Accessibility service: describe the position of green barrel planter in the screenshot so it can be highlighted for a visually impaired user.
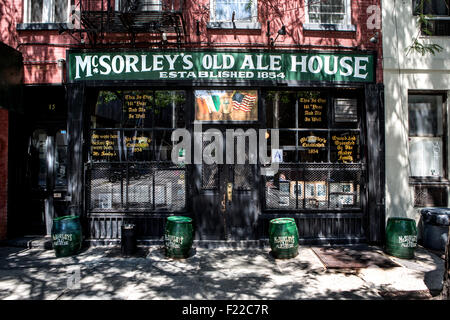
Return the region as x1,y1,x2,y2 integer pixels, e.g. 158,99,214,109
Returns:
385,217,417,259
164,216,194,259
269,218,299,259
51,215,82,258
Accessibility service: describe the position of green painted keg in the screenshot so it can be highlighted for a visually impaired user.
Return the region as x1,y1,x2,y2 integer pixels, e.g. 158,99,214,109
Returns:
269,218,299,259
51,215,82,258
164,216,194,259
385,217,417,259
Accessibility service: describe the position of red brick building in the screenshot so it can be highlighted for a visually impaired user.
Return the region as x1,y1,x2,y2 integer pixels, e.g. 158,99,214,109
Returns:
0,0,384,244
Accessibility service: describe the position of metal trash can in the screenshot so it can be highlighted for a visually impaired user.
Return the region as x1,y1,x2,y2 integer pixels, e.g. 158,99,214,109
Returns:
420,208,450,252
121,223,137,256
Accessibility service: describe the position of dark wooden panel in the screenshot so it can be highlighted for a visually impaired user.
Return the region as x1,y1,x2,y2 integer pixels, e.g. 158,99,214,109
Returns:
365,83,385,244
87,214,194,240
67,84,85,217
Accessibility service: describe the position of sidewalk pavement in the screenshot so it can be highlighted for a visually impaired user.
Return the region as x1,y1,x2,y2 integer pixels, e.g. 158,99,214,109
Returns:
0,243,445,300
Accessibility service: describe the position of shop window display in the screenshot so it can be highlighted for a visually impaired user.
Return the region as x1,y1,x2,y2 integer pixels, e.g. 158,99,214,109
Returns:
87,90,187,212
264,89,363,211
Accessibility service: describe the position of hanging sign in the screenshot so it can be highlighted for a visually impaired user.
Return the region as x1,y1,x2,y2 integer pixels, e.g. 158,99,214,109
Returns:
272,149,283,163
68,51,375,83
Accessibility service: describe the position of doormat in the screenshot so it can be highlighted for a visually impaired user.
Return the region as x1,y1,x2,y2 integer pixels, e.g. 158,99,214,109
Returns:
311,245,400,269
378,290,433,300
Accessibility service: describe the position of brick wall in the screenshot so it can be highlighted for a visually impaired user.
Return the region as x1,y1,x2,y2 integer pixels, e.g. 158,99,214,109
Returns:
0,109,8,240
1,0,383,85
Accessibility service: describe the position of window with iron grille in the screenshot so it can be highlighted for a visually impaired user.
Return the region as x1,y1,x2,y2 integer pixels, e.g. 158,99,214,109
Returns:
408,93,448,207
87,90,187,213
413,0,450,36
209,0,259,28
408,94,446,178
264,89,364,211
304,0,355,31
24,0,70,23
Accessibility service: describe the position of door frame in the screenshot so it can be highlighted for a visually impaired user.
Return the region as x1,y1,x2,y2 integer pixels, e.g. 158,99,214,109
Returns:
188,87,264,240
7,85,68,237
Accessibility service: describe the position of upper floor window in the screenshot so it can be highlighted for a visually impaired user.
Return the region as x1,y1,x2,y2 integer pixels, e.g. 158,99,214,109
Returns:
119,0,163,12
304,0,355,31
24,0,70,23
414,0,449,15
413,0,450,36
209,0,260,29
408,93,446,178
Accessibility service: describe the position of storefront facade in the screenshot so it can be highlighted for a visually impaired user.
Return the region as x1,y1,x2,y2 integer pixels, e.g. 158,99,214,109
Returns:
65,50,384,244
1,0,384,244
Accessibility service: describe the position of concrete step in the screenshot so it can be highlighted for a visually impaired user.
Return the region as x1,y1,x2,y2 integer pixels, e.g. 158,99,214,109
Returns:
0,236,52,249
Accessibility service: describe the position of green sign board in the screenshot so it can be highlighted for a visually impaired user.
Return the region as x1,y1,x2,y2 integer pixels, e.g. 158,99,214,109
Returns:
67,51,374,83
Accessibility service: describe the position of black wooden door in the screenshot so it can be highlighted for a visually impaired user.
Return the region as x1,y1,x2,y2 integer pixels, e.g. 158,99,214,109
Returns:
191,126,260,240
26,127,69,235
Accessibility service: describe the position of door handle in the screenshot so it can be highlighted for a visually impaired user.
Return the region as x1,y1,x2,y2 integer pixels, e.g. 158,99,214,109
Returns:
221,193,226,212
227,182,233,202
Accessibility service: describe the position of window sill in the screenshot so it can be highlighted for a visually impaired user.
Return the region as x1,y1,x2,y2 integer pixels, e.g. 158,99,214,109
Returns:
207,21,261,30
16,23,70,31
303,23,356,32
409,177,450,185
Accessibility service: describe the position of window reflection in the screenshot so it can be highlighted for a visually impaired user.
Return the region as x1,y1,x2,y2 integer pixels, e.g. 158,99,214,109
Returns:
90,90,186,162
55,130,68,187
31,129,48,187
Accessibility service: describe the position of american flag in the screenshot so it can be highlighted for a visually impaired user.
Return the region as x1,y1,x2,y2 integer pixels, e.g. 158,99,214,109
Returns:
232,92,257,112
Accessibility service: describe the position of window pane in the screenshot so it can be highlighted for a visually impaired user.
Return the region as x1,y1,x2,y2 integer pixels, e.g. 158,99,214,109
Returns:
54,0,68,22
279,131,298,162
299,131,328,162
154,169,186,210
30,0,44,23
135,0,163,11
31,129,48,187
334,98,358,125
266,91,297,128
265,169,298,209
423,0,450,15
153,130,174,162
90,130,123,162
93,91,123,128
215,0,252,21
330,131,360,163
125,130,152,161
408,95,443,136
154,91,186,128
409,137,443,176
298,91,328,129
123,91,153,128
331,13,345,24
195,90,257,121
329,170,362,209
55,130,68,186
93,90,186,129
309,0,346,24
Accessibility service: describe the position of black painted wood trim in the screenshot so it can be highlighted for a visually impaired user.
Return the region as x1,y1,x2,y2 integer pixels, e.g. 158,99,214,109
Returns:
67,83,85,216
365,83,385,244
